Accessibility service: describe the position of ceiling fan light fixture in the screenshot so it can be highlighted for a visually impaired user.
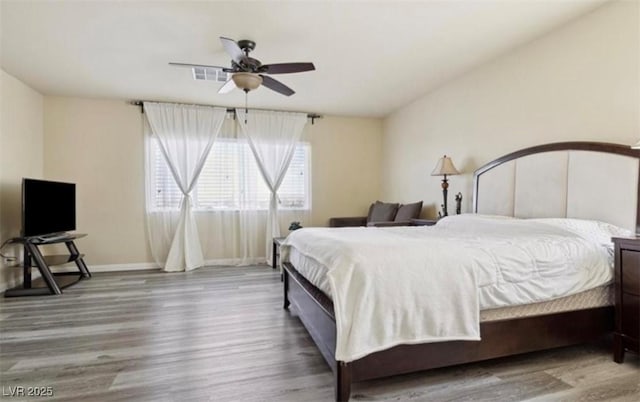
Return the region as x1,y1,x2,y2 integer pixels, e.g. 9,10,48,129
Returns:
232,72,262,92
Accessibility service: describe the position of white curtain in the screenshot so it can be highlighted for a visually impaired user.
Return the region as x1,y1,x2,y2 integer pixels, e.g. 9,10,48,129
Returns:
143,102,226,271
237,109,308,262
145,117,310,267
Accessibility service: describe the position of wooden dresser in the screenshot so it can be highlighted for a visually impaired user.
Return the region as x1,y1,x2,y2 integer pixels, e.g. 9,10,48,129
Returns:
613,237,640,363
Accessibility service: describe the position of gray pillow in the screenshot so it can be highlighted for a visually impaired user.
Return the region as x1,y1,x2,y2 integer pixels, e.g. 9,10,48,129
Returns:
394,201,423,221
367,201,399,222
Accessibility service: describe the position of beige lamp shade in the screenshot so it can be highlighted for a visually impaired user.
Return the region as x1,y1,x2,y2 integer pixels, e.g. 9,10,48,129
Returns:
232,72,263,91
632,139,640,149
431,155,460,176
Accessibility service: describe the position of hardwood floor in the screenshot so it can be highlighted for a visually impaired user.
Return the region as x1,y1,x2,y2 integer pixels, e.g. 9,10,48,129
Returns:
1,266,638,401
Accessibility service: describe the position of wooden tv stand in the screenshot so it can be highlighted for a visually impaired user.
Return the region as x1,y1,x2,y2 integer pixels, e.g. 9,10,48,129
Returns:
4,233,91,297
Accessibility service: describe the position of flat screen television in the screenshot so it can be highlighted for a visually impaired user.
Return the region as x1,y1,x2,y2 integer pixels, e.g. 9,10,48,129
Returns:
22,178,76,238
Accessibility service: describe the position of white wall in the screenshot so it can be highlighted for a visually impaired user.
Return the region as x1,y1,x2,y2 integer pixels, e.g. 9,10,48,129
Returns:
381,0,639,218
44,97,383,266
0,70,44,289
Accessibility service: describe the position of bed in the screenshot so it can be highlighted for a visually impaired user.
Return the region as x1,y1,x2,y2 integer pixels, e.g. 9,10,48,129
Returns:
281,142,640,401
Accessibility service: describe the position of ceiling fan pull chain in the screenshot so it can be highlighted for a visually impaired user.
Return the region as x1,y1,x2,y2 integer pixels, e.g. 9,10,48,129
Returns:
245,91,248,124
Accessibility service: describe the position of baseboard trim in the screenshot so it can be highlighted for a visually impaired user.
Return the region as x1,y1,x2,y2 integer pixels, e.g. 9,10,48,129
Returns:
59,259,267,273
85,257,266,272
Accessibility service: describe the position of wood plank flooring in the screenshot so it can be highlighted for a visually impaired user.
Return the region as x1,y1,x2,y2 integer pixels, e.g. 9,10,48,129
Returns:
0,266,638,401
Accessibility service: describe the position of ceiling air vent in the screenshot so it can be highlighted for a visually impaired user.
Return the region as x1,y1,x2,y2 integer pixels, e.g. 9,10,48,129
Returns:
192,67,229,83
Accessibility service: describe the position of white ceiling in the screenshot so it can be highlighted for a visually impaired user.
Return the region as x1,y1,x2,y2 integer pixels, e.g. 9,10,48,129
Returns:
1,0,607,118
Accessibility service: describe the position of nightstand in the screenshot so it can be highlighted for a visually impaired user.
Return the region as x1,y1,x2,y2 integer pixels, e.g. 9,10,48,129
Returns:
272,237,286,269
613,237,640,363
410,219,438,226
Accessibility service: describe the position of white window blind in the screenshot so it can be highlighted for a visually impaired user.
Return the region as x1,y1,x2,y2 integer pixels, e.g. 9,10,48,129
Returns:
151,139,310,211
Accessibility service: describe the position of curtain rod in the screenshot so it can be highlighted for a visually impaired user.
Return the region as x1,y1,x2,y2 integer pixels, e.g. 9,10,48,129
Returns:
129,100,322,124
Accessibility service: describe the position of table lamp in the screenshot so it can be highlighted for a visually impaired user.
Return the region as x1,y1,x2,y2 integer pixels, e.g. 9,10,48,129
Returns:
431,155,460,217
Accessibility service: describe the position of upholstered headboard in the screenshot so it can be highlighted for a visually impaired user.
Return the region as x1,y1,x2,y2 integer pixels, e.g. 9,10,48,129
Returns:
473,142,640,234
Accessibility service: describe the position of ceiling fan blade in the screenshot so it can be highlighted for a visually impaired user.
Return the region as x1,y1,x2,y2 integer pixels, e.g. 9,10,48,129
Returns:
218,78,237,94
220,37,247,64
260,75,295,96
169,62,227,70
261,62,315,74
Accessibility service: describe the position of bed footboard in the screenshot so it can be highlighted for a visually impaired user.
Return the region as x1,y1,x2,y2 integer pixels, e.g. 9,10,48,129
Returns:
282,262,614,402
283,263,353,400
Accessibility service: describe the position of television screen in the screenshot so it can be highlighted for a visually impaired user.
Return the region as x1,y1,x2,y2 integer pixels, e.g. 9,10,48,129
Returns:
22,178,76,237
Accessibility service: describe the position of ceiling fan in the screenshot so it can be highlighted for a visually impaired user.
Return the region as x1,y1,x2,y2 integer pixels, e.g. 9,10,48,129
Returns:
170,37,315,96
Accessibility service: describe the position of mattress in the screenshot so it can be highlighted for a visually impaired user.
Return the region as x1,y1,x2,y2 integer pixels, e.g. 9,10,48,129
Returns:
288,242,614,323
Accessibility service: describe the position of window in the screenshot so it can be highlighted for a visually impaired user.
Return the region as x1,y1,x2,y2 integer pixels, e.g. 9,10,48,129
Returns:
150,139,310,211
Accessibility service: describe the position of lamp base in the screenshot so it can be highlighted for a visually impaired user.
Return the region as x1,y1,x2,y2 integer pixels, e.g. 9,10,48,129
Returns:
441,177,449,217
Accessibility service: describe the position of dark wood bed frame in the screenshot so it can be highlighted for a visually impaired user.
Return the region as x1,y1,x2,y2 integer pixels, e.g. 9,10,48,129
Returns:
283,142,640,402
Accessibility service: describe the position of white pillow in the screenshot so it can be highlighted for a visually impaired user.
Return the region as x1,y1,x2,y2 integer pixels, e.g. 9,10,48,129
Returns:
529,218,633,246
436,213,513,225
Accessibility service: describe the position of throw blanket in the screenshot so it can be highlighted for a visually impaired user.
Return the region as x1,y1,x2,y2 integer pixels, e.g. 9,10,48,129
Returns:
281,215,625,362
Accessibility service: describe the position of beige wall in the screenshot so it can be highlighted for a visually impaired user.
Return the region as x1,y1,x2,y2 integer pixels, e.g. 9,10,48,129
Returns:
44,97,151,266
0,70,44,288
381,0,639,218
44,97,382,265
307,116,382,225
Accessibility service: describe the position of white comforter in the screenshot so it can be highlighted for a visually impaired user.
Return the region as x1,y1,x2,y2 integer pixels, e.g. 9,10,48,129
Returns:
281,215,629,362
